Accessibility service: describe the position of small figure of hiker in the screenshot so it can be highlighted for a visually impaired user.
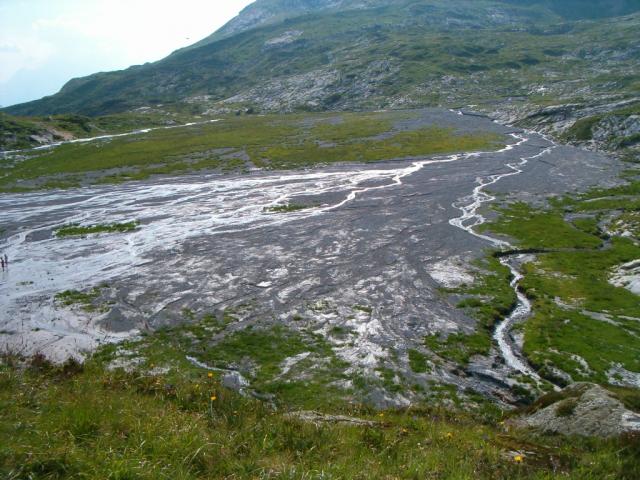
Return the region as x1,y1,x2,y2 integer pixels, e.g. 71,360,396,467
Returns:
0,257,4,271
2,254,7,270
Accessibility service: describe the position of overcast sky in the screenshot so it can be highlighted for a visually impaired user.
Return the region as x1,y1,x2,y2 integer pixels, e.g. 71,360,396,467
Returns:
0,0,254,108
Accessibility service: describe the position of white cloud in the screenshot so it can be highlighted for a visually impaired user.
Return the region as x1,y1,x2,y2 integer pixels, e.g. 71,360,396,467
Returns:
0,0,254,107
0,36,55,83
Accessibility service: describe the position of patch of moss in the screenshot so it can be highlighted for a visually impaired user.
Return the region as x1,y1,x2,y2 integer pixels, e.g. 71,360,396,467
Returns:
55,221,138,237
55,286,108,312
426,256,516,364
264,204,313,213
408,349,429,373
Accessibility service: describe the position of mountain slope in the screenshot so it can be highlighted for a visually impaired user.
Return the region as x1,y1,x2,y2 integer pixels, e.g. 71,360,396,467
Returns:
190,0,636,47
189,0,382,46
4,0,638,117
3,0,640,160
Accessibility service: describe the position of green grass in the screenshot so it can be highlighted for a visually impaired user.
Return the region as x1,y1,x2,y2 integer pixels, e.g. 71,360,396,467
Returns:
524,384,640,415
476,189,640,385
264,204,314,213
132,319,351,411
408,349,429,373
556,397,579,417
1,353,639,479
520,241,640,384
478,202,602,250
0,112,42,150
0,110,505,192
426,257,516,365
309,113,396,141
55,287,106,312
563,104,640,144
564,116,602,141
55,221,139,237
607,386,640,413
0,110,203,151
259,125,502,170
556,179,640,214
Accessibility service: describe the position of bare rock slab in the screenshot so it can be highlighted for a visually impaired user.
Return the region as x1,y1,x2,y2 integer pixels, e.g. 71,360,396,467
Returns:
284,410,379,427
514,383,640,438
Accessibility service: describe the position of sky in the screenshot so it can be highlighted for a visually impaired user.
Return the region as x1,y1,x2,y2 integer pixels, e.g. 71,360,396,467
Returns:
0,0,254,108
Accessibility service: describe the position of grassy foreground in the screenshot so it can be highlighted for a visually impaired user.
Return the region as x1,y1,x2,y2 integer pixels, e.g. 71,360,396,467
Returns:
0,110,503,192
1,354,639,480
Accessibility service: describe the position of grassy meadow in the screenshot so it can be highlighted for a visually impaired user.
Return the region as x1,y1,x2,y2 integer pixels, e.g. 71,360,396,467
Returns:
465,181,640,386
2,349,639,480
0,110,503,192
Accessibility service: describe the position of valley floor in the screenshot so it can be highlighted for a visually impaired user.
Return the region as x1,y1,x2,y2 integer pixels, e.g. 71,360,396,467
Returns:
0,109,622,406
1,106,640,477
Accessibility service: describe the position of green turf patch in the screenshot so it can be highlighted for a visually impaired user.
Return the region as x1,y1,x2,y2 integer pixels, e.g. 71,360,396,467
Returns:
408,349,429,373
55,221,139,237
130,318,351,410
477,187,640,385
264,204,314,213
427,257,516,365
55,286,108,312
478,202,602,250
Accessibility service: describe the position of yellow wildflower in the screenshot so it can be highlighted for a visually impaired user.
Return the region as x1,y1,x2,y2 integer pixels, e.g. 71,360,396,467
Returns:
210,395,217,401
514,455,524,464
207,372,214,378
446,432,453,439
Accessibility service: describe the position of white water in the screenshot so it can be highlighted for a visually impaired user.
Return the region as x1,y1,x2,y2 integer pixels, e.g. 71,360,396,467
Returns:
0,133,531,305
0,128,549,363
449,137,555,383
0,151,478,361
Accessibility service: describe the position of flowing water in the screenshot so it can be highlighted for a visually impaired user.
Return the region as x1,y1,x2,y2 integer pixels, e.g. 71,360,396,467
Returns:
0,110,615,392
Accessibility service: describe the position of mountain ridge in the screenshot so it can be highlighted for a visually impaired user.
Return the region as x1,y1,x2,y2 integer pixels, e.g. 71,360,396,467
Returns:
5,0,640,118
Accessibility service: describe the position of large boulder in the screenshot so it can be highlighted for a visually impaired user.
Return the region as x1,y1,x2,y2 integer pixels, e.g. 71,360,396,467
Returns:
513,383,640,437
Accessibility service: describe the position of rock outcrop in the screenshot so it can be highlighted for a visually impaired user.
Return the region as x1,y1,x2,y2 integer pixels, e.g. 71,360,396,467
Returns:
513,383,640,437
284,410,379,426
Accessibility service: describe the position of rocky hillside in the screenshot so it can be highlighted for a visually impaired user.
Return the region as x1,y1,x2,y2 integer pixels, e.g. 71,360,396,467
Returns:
2,1,639,156
0,108,202,152
192,0,640,46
